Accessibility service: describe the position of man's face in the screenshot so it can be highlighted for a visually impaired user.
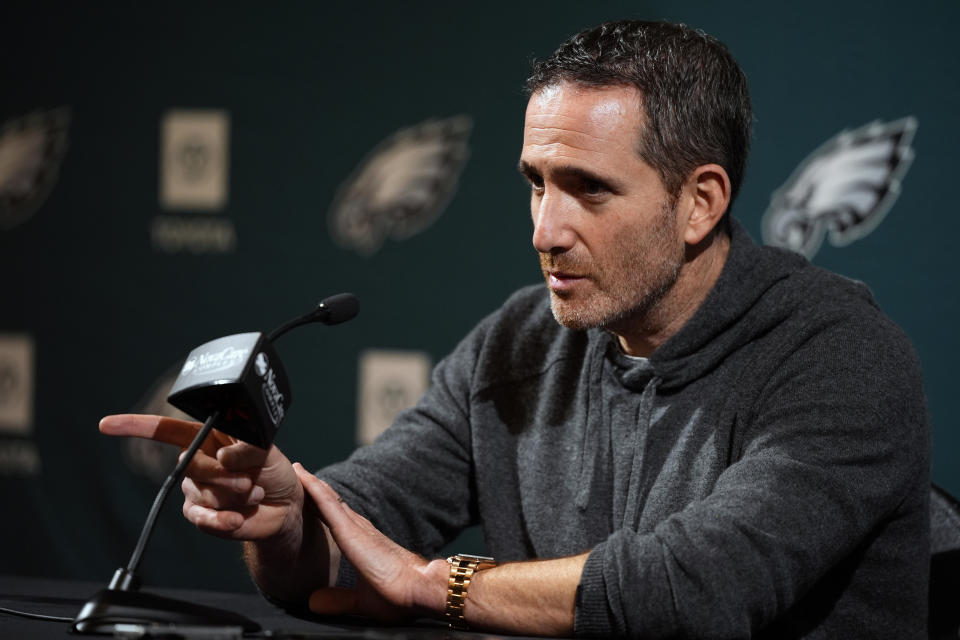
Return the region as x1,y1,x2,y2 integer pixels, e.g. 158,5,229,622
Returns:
519,82,685,332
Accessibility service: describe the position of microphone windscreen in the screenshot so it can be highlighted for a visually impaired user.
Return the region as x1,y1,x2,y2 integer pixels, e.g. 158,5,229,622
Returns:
318,293,359,325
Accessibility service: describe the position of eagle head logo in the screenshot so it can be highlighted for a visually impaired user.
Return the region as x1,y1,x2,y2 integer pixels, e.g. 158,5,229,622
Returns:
328,115,472,256
761,117,917,258
0,108,70,231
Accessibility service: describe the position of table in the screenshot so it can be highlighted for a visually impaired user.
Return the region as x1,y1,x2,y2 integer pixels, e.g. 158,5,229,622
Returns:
0,575,546,639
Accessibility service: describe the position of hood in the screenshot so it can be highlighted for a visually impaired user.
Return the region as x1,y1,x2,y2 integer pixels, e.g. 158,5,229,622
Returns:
649,219,813,390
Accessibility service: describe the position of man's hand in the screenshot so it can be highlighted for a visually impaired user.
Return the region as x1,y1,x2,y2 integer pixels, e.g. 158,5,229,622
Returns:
293,463,448,622
100,414,338,604
99,414,304,541
295,463,587,634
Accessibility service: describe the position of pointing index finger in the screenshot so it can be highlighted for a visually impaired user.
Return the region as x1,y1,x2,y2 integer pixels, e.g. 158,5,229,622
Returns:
99,413,234,454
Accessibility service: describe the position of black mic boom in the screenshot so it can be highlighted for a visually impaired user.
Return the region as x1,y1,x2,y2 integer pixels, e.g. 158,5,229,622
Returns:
268,292,359,341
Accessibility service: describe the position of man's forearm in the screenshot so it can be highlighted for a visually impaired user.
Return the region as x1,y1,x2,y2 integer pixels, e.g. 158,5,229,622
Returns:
243,502,340,605
455,552,590,636
295,468,591,632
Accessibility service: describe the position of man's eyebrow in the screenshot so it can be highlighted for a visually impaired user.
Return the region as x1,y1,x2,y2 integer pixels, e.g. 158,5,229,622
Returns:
517,160,536,177
553,164,624,194
518,161,610,183
552,164,611,186
517,160,622,193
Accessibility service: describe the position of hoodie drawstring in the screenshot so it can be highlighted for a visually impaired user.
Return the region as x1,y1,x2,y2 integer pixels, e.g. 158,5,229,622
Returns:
621,376,661,528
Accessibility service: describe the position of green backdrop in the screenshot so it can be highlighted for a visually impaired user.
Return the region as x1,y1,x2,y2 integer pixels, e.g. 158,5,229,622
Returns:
1,0,956,593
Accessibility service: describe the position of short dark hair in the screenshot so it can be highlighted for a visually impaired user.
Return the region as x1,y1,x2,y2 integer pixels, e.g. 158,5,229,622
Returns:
527,20,752,209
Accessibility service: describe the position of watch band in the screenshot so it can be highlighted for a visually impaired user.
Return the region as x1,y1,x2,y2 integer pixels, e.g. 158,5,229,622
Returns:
445,553,496,630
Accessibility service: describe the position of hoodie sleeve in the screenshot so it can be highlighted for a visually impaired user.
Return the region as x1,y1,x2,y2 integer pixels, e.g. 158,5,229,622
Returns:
315,312,490,558
314,286,553,558
574,317,930,638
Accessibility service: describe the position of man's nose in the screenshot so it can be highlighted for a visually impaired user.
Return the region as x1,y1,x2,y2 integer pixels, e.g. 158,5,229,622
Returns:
532,190,576,254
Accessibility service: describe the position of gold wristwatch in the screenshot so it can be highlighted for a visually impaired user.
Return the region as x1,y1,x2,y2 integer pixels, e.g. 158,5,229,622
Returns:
445,553,496,630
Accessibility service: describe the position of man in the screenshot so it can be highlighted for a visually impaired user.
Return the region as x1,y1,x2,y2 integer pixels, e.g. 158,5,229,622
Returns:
102,20,930,638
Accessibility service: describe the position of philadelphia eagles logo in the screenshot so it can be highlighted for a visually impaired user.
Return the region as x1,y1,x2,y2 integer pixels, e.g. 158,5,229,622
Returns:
328,115,472,255
761,117,917,258
0,108,70,230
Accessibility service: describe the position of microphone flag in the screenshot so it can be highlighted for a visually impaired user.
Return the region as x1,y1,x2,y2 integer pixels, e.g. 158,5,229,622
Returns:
167,332,291,449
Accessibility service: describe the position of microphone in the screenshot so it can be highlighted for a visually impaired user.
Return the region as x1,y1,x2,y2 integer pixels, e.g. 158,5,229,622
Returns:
314,292,360,325
166,332,291,450
166,293,359,449
72,293,359,635
268,292,359,340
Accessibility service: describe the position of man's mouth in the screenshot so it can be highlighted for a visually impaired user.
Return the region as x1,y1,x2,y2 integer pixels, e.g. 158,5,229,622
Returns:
545,270,587,291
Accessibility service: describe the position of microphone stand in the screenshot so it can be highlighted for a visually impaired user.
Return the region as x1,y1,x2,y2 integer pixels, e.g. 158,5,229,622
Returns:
72,410,261,634
72,293,358,634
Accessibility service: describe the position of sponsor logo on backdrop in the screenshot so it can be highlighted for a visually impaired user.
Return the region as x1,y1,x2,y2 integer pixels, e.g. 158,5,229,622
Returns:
153,109,236,254
762,117,917,258
0,108,70,231
329,115,472,255
0,334,39,476
160,110,230,211
0,334,35,435
357,349,431,445
151,216,237,253
0,439,41,475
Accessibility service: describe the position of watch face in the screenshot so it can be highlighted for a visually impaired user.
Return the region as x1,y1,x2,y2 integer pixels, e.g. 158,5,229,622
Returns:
447,554,497,572
451,554,495,563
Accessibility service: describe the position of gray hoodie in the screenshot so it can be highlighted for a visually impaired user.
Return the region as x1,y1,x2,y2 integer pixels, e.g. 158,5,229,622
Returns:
320,220,929,638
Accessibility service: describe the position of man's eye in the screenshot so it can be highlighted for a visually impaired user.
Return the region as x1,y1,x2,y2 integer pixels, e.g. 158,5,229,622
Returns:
528,175,544,191
582,179,606,195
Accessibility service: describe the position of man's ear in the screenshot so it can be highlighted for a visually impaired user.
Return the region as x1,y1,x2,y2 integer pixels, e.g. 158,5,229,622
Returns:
680,164,731,245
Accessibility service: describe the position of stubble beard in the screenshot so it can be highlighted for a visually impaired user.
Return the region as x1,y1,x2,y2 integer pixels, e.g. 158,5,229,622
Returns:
541,200,684,332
